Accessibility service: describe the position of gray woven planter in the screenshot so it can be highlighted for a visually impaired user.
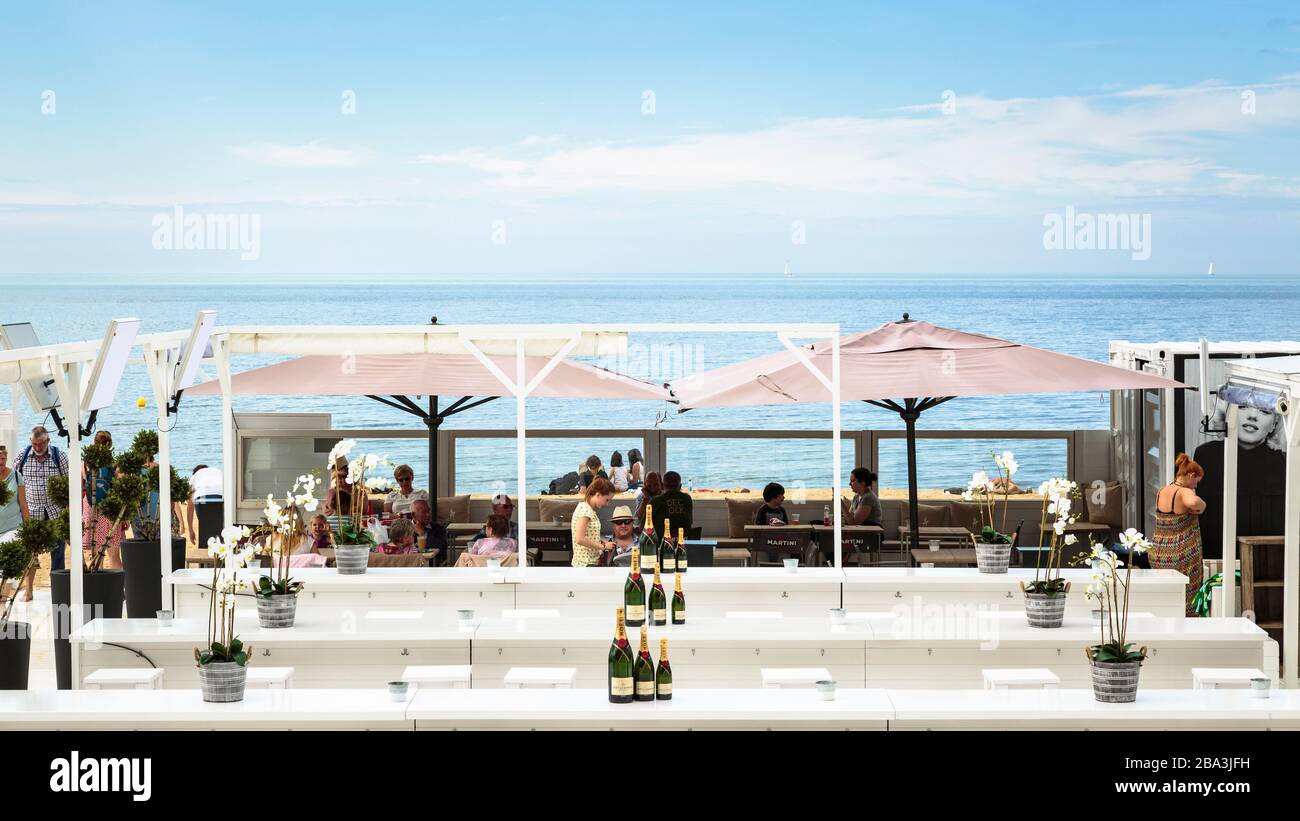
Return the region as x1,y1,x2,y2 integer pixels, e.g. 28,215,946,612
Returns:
1090,658,1142,703
198,661,248,703
335,545,370,575
974,542,1011,574
255,593,298,628
1024,593,1067,628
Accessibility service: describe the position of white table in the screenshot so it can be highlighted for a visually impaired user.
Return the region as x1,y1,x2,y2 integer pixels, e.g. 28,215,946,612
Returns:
504,567,845,618
71,613,471,689
0,688,414,730
170,567,514,618
409,687,894,730
841,567,1187,617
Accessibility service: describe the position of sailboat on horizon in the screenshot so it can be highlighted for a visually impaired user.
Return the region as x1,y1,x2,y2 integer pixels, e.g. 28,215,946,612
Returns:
1207,262,1214,277
784,260,791,278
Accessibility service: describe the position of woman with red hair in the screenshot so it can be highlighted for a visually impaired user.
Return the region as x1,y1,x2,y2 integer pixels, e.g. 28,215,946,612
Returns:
1150,453,1207,616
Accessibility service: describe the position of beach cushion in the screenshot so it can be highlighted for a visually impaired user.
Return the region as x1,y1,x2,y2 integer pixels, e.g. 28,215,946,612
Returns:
725,497,762,538
538,498,579,523
436,494,471,525
1086,481,1124,528
898,502,950,528
947,501,985,533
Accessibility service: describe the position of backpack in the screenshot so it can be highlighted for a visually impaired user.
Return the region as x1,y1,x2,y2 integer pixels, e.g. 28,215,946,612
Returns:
17,444,65,478
547,471,580,496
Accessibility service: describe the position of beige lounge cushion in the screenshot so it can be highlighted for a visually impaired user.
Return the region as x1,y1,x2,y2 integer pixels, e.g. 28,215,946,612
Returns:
725,497,762,538
436,493,472,525
538,498,579,523
947,501,985,533
898,502,950,528
1085,481,1124,528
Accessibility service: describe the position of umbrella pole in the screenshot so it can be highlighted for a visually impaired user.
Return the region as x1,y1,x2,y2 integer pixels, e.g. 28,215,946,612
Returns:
903,399,921,557
427,395,440,565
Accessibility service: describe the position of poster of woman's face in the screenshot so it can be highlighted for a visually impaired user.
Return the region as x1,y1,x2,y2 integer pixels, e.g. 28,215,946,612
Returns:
1202,383,1286,451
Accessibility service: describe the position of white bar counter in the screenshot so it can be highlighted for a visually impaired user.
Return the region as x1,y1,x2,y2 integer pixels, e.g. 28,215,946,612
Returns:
506,567,845,618
408,687,893,730
841,568,1187,618
0,688,414,730
170,567,515,618
71,613,472,689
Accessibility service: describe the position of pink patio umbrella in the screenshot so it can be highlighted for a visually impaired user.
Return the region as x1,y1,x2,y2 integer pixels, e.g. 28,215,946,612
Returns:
185,352,671,531
670,315,1187,551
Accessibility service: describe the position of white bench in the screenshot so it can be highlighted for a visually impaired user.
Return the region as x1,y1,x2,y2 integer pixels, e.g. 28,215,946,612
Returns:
83,668,164,690
725,611,784,619
402,665,473,688
246,667,295,689
982,668,1061,690
761,668,833,689
1191,668,1268,690
504,667,577,689
502,609,561,619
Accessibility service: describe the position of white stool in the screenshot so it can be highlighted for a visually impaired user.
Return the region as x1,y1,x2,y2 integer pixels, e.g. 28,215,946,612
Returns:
504,667,577,689
401,665,472,689
982,668,1060,690
725,611,784,619
761,668,833,689
83,668,164,690
502,609,561,619
246,666,295,689
1191,668,1268,690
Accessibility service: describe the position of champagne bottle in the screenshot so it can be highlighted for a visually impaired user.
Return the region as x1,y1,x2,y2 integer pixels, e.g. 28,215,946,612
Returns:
638,505,658,574
624,548,646,627
656,638,672,700
608,607,634,704
634,625,655,701
671,568,686,625
659,517,676,574
649,561,667,626
675,526,688,573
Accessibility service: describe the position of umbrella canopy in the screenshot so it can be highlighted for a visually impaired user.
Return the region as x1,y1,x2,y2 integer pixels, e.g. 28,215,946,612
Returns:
670,317,1187,553
672,318,1184,408
185,352,670,401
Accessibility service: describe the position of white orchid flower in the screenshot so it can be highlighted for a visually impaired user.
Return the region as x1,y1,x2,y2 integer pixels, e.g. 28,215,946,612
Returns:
1064,533,1078,546
328,439,357,465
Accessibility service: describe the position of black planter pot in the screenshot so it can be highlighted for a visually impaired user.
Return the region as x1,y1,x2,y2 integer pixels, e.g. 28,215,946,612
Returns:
50,569,125,690
121,537,186,618
0,621,31,690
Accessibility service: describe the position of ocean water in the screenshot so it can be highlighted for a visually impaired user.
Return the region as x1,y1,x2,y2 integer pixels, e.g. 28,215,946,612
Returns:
1,272,1296,494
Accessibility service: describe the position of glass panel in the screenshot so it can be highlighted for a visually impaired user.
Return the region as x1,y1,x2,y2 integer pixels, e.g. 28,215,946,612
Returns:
453,436,647,496
241,434,432,502
664,436,848,498
875,437,1068,493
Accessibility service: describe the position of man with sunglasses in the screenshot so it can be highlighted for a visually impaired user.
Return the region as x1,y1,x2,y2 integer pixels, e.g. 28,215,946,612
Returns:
384,464,430,516
472,494,518,541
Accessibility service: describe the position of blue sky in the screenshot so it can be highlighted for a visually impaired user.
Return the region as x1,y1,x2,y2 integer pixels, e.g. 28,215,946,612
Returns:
1,1,1298,274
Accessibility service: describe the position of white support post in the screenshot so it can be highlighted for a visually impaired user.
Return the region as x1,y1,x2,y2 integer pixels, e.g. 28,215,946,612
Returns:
1284,409,1300,688
48,358,84,682
831,332,842,568
1221,404,1239,617
1162,387,1176,485
145,347,174,610
515,337,527,571
214,337,235,530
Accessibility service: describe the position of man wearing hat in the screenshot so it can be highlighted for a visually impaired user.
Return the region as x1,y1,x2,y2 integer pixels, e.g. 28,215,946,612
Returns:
608,505,638,565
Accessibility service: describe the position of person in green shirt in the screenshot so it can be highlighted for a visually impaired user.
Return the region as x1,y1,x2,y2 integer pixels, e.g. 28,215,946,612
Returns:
649,471,694,539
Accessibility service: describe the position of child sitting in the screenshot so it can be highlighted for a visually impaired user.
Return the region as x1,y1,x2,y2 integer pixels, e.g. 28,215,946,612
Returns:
378,518,419,554
468,514,518,558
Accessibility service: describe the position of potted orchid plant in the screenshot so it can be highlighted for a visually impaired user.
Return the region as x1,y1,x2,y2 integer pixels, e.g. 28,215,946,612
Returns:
1020,477,1081,628
195,526,257,702
253,474,317,628
326,440,389,575
1082,528,1150,703
963,450,1018,574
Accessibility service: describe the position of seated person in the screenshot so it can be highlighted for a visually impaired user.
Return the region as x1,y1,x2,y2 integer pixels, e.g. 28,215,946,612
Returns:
848,467,882,527
578,454,609,491
384,464,430,515
468,514,518,558
649,471,693,538
307,513,334,552
412,499,449,559
378,518,420,554
607,505,638,561
754,482,790,526
472,494,519,540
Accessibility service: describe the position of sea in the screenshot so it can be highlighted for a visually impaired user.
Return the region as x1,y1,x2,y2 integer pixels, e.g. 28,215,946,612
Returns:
2,272,1296,495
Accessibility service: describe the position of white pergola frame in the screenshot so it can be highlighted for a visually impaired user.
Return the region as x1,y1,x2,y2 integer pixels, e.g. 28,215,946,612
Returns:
1218,357,1300,689
208,322,843,570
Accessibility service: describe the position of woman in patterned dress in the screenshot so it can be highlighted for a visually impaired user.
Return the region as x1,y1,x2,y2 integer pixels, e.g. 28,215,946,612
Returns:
1149,453,1207,616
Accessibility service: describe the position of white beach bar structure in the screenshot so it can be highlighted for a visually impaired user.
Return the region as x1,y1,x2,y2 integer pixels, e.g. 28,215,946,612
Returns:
203,322,846,568
1217,356,1300,687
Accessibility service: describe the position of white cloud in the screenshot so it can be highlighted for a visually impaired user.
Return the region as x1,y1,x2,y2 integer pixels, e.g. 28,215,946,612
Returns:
228,141,375,168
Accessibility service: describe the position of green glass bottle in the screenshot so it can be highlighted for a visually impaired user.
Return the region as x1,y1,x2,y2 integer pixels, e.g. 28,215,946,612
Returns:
638,505,658,575
656,638,673,700
634,625,655,702
671,568,686,625
675,527,688,574
649,562,667,626
659,517,676,574
624,547,646,627
608,608,634,704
